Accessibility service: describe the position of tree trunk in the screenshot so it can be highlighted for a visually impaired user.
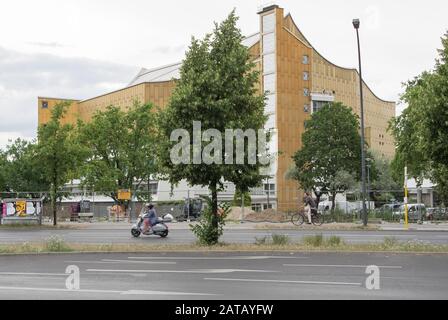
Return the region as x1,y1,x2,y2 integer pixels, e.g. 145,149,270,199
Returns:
331,192,336,213
51,184,57,226
210,182,219,237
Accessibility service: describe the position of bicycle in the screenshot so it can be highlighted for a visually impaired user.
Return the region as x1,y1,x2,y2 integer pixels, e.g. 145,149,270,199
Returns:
291,208,324,226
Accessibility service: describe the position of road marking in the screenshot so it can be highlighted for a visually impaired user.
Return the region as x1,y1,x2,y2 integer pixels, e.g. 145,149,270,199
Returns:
64,260,176,265
127,256,308,260
0,272,66,276
0,286,216,296
87,268,276,274
283,264,403,269
204,277,362,286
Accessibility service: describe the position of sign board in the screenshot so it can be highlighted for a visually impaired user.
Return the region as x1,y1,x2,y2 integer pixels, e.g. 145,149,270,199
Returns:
118,189,131,200
16,201,27,217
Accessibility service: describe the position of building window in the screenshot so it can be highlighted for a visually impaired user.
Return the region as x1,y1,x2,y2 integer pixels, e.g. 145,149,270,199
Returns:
303,72,309,81
264,73,276,94
303,88,309,97
262,14,275,34
312,101,331,113
42,101,48,109
302,55,309,64
252,203,262,212
264,183,275,196
263,203,273,210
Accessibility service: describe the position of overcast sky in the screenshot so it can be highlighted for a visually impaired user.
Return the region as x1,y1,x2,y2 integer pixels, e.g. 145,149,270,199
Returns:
0,0,447,149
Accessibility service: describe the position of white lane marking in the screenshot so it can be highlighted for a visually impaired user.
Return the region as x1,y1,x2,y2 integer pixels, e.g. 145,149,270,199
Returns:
127,256,308,260
0,272,66,276
204,278,362,286
64,260,176,265
0,286,216,296
283,264,403,269
87,268,276,274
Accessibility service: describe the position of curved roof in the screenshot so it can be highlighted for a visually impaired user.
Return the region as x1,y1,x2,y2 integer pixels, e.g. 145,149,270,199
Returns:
284,13,395,104
127,33,260,87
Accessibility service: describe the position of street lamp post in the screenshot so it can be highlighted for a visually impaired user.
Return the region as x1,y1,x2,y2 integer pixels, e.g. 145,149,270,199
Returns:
353,18,368,226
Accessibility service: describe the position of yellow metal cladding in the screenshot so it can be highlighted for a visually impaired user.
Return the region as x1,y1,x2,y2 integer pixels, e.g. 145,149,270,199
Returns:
274,7,314,211
311,51,395,159
38,81,176,127
37,97,81,128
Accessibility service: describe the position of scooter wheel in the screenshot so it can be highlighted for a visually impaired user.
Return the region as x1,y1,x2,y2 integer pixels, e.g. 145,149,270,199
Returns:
131,229,141,238
160,231,168,238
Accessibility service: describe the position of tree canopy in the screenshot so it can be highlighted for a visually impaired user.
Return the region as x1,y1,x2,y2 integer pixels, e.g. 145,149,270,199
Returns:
36,102,84,225
389,32,448,204
78,101,158,204
292,102,362,210
157,11,267,244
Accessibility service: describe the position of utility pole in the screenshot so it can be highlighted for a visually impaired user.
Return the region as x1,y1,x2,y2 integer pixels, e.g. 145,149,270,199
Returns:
353,18,368,226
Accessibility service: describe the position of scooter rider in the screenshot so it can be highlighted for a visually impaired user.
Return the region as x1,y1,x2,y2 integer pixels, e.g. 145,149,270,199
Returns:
142,204,158,234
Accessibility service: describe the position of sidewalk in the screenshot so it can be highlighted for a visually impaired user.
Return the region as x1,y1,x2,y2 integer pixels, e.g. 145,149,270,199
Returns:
380,222,448,232
48,220,448,231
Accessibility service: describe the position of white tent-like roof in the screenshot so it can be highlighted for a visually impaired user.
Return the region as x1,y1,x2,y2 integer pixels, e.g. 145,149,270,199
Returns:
127,33,260,87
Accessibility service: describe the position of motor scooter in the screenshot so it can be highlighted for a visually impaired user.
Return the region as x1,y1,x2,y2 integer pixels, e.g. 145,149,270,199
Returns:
131,213,169,238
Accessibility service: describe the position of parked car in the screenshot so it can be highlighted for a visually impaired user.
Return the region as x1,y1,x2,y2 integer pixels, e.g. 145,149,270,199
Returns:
395,204,426,222
426,207,448,221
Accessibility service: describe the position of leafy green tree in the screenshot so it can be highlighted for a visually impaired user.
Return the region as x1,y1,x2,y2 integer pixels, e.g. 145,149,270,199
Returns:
2,139,49,194
157,11,267,244
390,32,448,205
368,152,401,204
0,150,7,192
292,102,362,211
78,101,158,209
36,102,85,225
232,189,251,208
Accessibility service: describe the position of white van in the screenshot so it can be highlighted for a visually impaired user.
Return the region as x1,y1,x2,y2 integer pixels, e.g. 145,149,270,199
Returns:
396,204,426,221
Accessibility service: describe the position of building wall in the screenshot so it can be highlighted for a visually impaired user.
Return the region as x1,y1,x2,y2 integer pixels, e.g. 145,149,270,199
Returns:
38,81,177,126
275,7,313,211
37,97,80,128
311,52,396,159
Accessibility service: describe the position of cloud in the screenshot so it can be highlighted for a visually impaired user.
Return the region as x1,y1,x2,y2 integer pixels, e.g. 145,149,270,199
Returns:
27,41,69,48
0,46,139,149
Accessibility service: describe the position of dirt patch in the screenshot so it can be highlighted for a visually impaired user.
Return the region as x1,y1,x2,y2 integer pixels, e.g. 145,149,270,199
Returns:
226,207,255,221
244,209,289,222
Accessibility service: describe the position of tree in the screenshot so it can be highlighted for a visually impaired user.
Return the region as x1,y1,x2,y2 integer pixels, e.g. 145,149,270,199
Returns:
292,102,362,211
232,188,251,208
0,150,7,192
390,32,448,205
2,138,49,194
36,102,84,225
157,11,267,244
78,101,158,210
368,152,401,204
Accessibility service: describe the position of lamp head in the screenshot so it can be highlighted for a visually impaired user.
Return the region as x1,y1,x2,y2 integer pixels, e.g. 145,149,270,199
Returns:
353,19,360,29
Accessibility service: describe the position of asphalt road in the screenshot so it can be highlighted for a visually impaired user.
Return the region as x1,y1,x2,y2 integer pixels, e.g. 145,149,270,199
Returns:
0,228,448,244
0,252,447,299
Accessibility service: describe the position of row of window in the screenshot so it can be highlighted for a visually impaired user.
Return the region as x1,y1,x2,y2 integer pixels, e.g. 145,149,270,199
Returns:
251,203,274,213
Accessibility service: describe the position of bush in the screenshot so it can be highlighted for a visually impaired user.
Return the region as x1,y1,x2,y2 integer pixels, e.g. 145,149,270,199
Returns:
303,234,324,247
382,236,399,248
254,236,268,245
271,234,290,246
45,236,72,252
190,196,230,246
326,235,343,246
